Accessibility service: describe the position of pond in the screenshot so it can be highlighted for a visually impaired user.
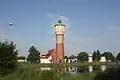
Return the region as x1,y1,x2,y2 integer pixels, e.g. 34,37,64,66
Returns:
40,65,110,75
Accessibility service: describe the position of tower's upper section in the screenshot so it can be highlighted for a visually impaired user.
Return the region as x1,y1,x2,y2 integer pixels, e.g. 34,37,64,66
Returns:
54,18,65,34
58,19,62,24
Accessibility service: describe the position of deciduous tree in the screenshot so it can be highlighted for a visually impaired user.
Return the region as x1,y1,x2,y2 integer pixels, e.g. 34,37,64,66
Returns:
102,52,115,62
77,52,89,62
27,46,40,64
17,56,26,60
0,41,18,76
92,50,101,62
116,52,120,61
69,55,76,59
64,56,68,59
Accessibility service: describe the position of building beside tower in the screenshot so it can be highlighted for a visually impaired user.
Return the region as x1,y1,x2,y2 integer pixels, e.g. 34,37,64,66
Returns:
40,49,56,63
54,18,65,63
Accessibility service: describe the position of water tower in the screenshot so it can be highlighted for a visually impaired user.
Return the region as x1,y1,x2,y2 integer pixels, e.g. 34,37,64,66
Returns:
54,18,65,63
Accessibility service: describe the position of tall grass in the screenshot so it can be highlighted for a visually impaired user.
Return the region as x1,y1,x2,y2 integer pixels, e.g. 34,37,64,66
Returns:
0,64,93,80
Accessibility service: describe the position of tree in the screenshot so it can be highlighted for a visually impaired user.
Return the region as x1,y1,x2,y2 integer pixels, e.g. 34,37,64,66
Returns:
69,55,76,59
92,50,101,62
77,52,89,62
64,56,68,63
27,46,40,64
64,56,68,59
102,52,115,62
17,56,26,60
0,41,18,76
116,52,120,61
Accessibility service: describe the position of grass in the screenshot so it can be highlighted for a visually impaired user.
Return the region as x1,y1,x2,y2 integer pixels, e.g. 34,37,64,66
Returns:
0,64,94,80
1,63,120,80
63,73,93,80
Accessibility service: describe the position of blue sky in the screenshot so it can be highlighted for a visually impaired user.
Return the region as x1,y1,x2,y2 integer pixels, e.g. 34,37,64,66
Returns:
0,0,120,56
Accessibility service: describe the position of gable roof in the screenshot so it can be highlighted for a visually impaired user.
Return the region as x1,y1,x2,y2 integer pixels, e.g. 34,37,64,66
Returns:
40,49,56,59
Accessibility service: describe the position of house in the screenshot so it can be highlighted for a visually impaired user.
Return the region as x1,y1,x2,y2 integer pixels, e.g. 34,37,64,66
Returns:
17,59,26,62
17,56,26,63
68,58,77,63
40,49,56,63
88,55,93,62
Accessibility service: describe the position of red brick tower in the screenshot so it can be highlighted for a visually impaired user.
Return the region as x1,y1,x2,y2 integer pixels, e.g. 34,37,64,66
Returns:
54,18,65,63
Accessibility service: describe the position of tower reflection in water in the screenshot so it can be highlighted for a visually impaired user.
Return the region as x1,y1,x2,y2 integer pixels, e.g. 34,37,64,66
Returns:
56,67,65,72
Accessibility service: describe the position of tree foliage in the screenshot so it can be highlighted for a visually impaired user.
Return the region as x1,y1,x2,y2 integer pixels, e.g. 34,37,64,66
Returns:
64,56,69,63
69,55,76,59
27,46,40,64
0,41,18,76
77,52,89,62
92,50,101,62
17,56,26,60
101,52,115,62
116,52,120,61
64,56,68,59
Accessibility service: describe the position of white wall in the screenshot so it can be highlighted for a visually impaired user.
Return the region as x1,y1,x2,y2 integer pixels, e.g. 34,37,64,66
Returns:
40,59,51,63
68,58,77,63
17,60,26,62
48,55,52,60
100,57,106,62
40,55,52,63
88,56,93,62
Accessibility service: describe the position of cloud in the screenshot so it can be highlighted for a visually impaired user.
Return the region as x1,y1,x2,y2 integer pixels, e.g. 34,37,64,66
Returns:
107,26,120,30
47,14,58,18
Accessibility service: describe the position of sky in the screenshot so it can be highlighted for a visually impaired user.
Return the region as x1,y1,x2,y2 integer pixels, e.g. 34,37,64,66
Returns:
0,0,120,56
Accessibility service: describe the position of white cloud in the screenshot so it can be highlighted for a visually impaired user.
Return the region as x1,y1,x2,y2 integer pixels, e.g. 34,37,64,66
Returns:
47,14,58,18
107,26,120,30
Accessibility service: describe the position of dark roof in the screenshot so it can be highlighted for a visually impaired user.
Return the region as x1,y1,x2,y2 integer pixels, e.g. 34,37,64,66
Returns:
54,23,65,27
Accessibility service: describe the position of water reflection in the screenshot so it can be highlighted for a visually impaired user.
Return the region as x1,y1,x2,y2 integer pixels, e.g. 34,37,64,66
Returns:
40,65,108,74
56,67,65,72
101,65,106,72
77,66,89,73
89,66,93,72
69,67,77,72
93,65,101,72
40,67,51,71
